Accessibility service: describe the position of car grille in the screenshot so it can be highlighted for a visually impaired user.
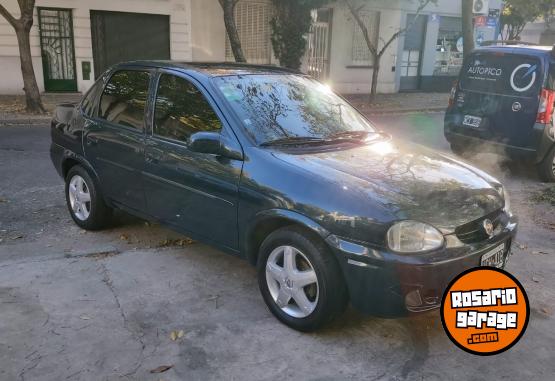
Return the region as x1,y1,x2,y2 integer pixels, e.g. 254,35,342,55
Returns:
455,209,505,244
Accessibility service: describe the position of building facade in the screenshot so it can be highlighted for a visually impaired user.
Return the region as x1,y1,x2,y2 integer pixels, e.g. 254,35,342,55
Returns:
0,0,502,95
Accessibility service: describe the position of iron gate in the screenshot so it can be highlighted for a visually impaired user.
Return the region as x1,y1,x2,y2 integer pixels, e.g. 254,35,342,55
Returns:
307,9,332,81
38,8,77,92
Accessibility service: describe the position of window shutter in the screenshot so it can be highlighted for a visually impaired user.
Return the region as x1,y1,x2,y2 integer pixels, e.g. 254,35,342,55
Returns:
351,11,380,66
225,0,272,64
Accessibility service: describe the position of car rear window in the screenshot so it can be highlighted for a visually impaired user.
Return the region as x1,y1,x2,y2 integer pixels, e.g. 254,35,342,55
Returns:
460,53,543,97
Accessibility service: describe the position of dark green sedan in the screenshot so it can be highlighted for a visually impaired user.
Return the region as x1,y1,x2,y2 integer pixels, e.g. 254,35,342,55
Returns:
51,61,517,331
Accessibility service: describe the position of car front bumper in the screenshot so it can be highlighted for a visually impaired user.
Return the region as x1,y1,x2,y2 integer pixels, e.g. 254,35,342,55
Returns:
327,214,518,317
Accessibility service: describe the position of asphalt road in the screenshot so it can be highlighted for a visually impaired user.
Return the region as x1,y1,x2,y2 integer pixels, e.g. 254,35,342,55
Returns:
1,114,554,381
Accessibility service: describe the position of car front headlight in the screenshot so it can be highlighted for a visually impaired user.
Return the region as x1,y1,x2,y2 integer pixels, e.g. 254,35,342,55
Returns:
502,187,511,214
494,184,511,214
387,221,444,253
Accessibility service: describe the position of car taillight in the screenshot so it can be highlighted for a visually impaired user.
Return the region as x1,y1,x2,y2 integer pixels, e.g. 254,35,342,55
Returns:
536,88,555,124
448,81,458,107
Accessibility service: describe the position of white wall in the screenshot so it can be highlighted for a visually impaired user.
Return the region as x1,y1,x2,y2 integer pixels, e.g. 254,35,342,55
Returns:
191,0,226,61
0,0,192,94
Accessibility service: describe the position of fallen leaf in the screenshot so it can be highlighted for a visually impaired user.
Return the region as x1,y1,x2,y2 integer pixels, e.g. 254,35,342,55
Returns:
80,315,91,320
11,235,23,240
150,365,173,374
0,198,8,203
170,330,185,341
120,234,129,241
532,251,550,255
532,276,540,283
540,307,551,315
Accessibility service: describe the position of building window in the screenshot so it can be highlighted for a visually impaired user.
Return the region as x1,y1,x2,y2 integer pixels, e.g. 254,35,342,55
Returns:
434,16,463,76
225,0,272,64
351,11,380,66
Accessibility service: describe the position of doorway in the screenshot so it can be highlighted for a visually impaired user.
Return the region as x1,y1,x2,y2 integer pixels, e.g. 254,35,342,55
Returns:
38,8,77,92
90,11,171,79
307,9,333,81
399,14,428,91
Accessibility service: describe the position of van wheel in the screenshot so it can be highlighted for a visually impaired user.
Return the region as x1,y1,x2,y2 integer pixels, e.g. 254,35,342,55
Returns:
257,226,348,332
65,165,112,230
450,142,469,157
537,145,555,182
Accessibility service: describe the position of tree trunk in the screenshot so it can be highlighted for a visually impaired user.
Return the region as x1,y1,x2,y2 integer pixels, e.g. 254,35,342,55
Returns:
369,53,380,102
461,0,475,58
15,24,44,113
221,1,246,63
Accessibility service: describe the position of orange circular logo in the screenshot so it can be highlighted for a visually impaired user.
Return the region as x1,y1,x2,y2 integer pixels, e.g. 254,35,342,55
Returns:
441,268,529,356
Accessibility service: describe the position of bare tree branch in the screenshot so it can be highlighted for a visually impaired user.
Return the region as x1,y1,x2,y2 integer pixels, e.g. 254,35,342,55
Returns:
0,3,18,28
345,0,378,56
378,0,433,57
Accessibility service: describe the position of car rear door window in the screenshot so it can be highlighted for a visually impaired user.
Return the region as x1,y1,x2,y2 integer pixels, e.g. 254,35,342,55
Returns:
99,70,150,130
153,74,222,142
460,53,542,97
81,80,102,117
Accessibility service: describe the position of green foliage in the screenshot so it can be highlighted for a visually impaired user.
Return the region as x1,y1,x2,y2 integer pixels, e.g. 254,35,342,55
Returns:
500,0,544,40
270,0,329,70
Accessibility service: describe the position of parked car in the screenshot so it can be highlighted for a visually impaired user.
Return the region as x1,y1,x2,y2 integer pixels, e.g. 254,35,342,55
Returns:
51,61,517,331
445,44,555,182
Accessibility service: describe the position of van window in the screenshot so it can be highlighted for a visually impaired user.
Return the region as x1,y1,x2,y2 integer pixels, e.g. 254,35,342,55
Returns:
460,53,542,97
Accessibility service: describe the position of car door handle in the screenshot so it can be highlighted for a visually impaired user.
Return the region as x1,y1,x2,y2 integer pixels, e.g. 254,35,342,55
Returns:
146,153,161,164
86,136,99,146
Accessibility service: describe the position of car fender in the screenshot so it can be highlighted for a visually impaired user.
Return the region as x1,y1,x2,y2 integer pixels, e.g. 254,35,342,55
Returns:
243,208,331,265
60,150,101,184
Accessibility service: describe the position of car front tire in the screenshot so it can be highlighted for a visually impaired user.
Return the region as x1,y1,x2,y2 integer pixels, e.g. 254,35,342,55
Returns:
257,226,348,331
537,145,555,182
65,165,112,230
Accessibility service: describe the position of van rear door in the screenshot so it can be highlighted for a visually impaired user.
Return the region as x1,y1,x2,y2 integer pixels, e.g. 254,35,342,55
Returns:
448,51,544,150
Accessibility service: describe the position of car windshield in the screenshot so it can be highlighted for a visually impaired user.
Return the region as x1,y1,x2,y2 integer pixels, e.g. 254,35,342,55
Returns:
213,74,376,145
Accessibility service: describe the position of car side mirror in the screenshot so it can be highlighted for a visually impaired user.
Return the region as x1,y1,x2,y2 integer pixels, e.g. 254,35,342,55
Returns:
189,131,222,155
189,131,243,160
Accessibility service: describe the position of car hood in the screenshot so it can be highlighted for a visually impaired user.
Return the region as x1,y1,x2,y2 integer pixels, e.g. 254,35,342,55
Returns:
272,139,504,229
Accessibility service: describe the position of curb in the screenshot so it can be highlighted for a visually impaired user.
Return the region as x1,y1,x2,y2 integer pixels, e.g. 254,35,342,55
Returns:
0,118,51,126
0,106,446,126
364,106,446,115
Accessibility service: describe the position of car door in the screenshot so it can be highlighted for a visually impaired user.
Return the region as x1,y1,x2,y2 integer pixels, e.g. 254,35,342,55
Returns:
143,71,243,250
83,68,151,212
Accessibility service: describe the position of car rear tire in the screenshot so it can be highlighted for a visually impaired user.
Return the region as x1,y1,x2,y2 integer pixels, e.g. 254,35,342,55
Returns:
65,165,112,230
537,145,555,182
257,226,348,331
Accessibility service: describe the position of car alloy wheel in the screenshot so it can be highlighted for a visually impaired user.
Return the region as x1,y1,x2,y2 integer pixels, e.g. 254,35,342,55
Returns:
265,245,319,318
68,174,92,221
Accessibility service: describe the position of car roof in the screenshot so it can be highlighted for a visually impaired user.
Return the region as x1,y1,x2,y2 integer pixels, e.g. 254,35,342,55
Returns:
116,60,300,77
473,44,554,57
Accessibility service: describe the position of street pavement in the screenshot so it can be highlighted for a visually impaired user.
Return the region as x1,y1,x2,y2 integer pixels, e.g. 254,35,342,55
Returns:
0,113,554,381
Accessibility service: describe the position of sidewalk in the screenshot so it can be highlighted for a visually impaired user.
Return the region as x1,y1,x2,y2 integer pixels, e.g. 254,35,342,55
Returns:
0,93,82,126
0,91,448,126
344,92,449,115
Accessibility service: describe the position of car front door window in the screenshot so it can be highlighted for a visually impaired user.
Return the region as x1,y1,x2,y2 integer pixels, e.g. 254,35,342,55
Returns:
154,74,222,142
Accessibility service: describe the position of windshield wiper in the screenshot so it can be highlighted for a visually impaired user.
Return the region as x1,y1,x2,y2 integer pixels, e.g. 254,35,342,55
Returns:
260,136,327,147
328,130,374,141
